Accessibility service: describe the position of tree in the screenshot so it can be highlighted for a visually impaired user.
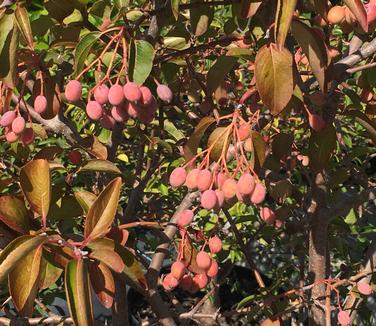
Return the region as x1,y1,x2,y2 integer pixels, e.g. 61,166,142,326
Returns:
0,0,375,325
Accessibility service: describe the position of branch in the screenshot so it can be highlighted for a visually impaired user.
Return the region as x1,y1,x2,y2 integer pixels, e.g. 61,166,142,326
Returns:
0,316,73,325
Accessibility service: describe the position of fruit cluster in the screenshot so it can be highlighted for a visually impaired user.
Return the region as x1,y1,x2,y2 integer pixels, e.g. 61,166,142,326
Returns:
0,111,35,145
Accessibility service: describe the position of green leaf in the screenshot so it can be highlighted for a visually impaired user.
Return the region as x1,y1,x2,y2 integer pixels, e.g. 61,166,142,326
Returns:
74,191,97,214
89,261,115,309
65,259,94,326
207,127,231,162
78,159,122,175
251,131,266,170
0,12,14,55
343,0,368,32
114,0,130,10
207,56,238,94
131,40,154,85
0,196,30,233
171,0,180,20
275,0,298,49
255,43,293,115
344,208,357,225
39,251,63,290
15,4,34,49
9,245,43,317
164,120,185,141
190,0,214,36
84,177,122,241
74,31,101,75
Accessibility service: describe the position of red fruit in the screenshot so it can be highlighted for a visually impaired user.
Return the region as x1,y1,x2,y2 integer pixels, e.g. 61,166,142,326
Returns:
86,101,103,121
100,114,116,130
111,105,128,123
20,128,35,145
163,273,178,291
169,167,187,188
327,6,346,24
357,282,373,295
65,80,82,103
207,259,218,278
171,261,185,280
215,172,228,189
238,123,250,141
196,251,211,270
237,173,255,195
215,189,225,208
94,84,109,105
0,111,16,127
179,274,193,291
244,138,253,152
260,207,276,224
140,86,153,106
222,178,237,199
108,84,124,106
201,190,217,210
157,84,173,103
185,168,200,189
6,131,18,143
197,169,212,191
208,236,222,254
34,95,48,114
123,82,142,103
337,310,350,326
68,150,82,165
250,183,266,204
177,209,194,227
11,117,26,134
308,113,326,132
126,102,141,118
192,273,208,289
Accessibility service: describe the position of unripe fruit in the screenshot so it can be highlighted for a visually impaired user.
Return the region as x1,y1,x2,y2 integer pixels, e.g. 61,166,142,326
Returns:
123,82,142,103
68,150,82,165
215,172,228,189
6,131,18,143
169,167,187,188
108,84,124,105
206,260,218,278
126,102,141,118
337,310,350,326
201,190,218,210
244,138,253,152
20,128,35,145
208,236,222,254
34,95,48,114
197,169,212,191
222,178,237,199
238,123,250,141
94,84,109,105
177,209,194,227
0,111,16,127
215,189,225,208
357,282,373,295
179,274,193,291
196,251,211,270
65,80,82,103
163,273,178,291
260,207,276,224
327,6,346,24
100,114,116,130
250,183,267,204
157,84,173,103
111,105,128,123
140,86,153,107
193,273,208,289
185,168,200,189
171,261,185,280
237,173,255,195
86,101,103,121
12,117,26,134
308,113,326,132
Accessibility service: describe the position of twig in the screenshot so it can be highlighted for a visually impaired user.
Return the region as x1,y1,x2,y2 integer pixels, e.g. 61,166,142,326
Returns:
346,61,376,74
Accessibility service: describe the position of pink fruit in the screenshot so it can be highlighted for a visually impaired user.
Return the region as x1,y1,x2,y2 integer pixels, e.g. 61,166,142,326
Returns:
192,273,208,289
179,274,193,291
206,260,218,278
215,172,228,189
94,84,109,105
244,138,253,152
108,84,124,105
197,169,212,191
68,150,81,165
237,173,255,195
196,251,211,270
123,82,142,103
260,207,276,224
139,96,157,124
20,128,35,145
0,111,16,127
34,95,48,114
201,190,217,210
11,117,26,134
100,114,116,130
169,167,187,188
157,84,173,103
337,310,350,326
208,235,222,254
327,6,346,25
250,183,266,204
238,123,250,140
86,101,103,121
126,102,141,118
140,86,153,106
222,179,237,199
185,168,200,190
308,113,326,132
111,105,128,123
65,80,82,103
357,282,373,295
215,189,225,208
171,261,185,280
6,131,18,143
177,209,194,227
163,273,178,291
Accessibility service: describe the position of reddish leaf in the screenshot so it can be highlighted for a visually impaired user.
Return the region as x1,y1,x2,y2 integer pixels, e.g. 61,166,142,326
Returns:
15,4,34,49
271,132,294,160
313,0,329,19
251,131,266,170
39,251,63,289
240,0,262,18
275,0,298,49
343,0,368,32
106,227,129,246
207,56,238,94
0,196,29,233
74,191,97,214
89,261,115,309
79,135,108,160
255,43,294,115
180,234,205,275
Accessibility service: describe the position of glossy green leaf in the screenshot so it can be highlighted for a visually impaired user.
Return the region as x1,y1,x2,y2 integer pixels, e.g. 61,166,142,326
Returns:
131,40,154,85
78,159,122,175
207,56,238,94
89,261,115,309
275,0,298,49
0,196,29,233
15,4,34,49
343,0,368,32
114,0,130,10
74,31,101,75
208,127,231,161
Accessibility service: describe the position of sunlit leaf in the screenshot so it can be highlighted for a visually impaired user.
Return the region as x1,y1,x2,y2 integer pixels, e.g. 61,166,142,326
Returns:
130,40,155,85
39,251,63,290
74,31,101,76
89,261,115,309
74,191,97,214
0,196,29,233
208,127,231,162
190,0,214,36
343,0,368,32
275,0,298,49
15,4,34,49
78,159,122,175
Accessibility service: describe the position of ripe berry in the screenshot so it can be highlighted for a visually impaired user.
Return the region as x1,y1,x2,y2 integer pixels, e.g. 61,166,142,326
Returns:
11,117,26,134
222,178,237,199
206,259,218,278
68,150,82,165
196,251,211,270
171,261,185,280
111,105,128,123
179,274,193,291
215,189,225,208
327,6,346,24
157,84,173,103
177,209,194,227
185,168,200,189
0,111,16,127
237,173,255,195
140,86,153,107
201,190,218,210
86,101,103,121
215,172,228,189
123,82,142,103
357,282,373,295
260,207,276,224
208,236,222,254
308,113,326,132
169,167,187,188
192,273,208,289
108,84,124,105
6,131,18,143
197,169,212,191
126,102,141,118
337,310,350,326
162,273,178,291
250,183,266,204
94,84,109,105
238,123,250,140
65,80,82,103
100,114,116,130
20,128,35,145
34,95,48,114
